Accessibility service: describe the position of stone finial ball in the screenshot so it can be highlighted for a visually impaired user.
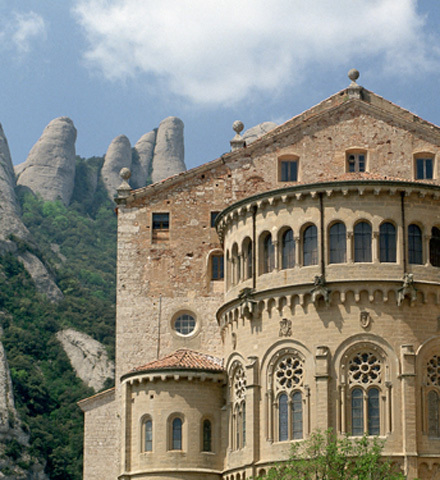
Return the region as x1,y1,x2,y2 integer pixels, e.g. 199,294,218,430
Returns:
120,167,131,180
232,120,244,135
348,69,360,82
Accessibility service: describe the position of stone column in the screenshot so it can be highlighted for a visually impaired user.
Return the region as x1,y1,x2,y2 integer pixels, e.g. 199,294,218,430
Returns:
400,344,418,479
315,346,330,430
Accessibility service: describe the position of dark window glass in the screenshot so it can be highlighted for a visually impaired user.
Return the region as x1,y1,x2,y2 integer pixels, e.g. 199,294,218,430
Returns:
367,388,380,435
245,241,253,279
174,314,196,336
292,392,303,440
428,390,440,437
347,153,366,172
144,419,152,451
210,211,219,227
303,225,318,266
354,222,372,262
279,394,288,441
242,402,246,447
408,224,423,264
281,229,295,269
329,222,346,264
172,418,182,450
351,388,364,436
416,158,433,179
430,227,440,267
211,254,224,280
263,235,275,273
280,161,298,182
380,223,396,262
203,419,212,451
152,213,169,230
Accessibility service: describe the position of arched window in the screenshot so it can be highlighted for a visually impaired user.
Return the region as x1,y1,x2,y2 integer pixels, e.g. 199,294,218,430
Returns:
329,222,346,264
231,243,240,284
243,238,253,280
303,225,318,266
172,417,182,450
281,229,295,269
211,253,224,280
354,222,372,262
143,418,153,452
342,349,385,436
202,419,212,452
262,234,274,273
273,353,304,441
230,363,246,450
380,222,396,263
430,227,440,267
408,224,423,264
426,355,440,437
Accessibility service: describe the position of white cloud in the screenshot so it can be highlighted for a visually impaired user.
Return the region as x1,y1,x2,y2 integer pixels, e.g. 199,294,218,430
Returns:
12,12,47,53
0,10,46,54
72,0,437,105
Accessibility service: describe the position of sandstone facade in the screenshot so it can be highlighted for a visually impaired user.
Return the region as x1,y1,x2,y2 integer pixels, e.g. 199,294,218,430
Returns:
81,74,440,480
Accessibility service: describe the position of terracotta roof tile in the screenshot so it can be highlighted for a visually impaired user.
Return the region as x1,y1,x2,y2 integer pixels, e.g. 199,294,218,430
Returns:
131,349,224,373
299,171,438,185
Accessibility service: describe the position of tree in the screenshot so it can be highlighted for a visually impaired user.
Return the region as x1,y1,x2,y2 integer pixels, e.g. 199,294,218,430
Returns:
258,430,405,480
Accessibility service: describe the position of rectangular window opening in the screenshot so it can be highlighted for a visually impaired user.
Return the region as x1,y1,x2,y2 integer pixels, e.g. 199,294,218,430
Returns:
152,213,170,242
280,160,298,182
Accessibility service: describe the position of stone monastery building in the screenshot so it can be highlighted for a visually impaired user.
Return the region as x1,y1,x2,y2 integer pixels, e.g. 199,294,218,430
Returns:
79,71,440,480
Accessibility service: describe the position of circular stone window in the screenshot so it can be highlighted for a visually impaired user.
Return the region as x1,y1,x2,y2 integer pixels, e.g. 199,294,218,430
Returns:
173,313,196,336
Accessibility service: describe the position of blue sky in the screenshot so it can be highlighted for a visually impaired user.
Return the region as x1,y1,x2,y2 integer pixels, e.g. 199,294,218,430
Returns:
2,0,440,171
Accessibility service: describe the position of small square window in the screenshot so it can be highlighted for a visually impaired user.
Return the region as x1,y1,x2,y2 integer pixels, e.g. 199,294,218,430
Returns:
416,158,433,179
280,160,298,182
211,211,220,228
152,213,169,242
347,153,366,173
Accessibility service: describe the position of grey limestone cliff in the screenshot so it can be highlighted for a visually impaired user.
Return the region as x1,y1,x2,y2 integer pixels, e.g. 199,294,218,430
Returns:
131,129,157,189
56,329,114,392
0,123,29,251
243,121,278,144
151,116,185,183
101,134,132,199
15,117,77,205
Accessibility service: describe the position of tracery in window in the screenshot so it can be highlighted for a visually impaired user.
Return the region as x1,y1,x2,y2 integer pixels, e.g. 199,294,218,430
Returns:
303,225,318,266
281,228,295,269
231,363,246,450
354,222,372,262
426,355,440,437
430,227,440,267
329,222,346,264
408,224,423,265
274,353,304,441
380,222,396,263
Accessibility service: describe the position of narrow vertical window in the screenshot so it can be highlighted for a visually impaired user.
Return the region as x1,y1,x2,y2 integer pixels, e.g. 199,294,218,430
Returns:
303,225,318,266
202,419,212,452
430,227,440,267
329,222,346,264
245,241,253,279
292,392,303,440
278,394,288,441
281,229,295,269
367,388,380,435
416,158,433,180
172,417,182,450
408,224,423,264
351,388,364,436
152,213,170,242
280,160,298,182
144,419,152,452
263,235,274,273
354,222,372,262
232,243,240,284
380,222,396,263
242,402,246,447
211,254,224,280
428,390,440,437
210,211,220,227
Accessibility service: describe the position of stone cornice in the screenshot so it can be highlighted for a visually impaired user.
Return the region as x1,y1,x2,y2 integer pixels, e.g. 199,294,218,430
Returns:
121,368,226,385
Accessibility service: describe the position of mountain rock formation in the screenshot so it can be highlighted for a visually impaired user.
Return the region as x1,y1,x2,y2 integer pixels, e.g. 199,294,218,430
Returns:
56,329,114,392
243,121,277,144
131,130,156,189
101,135,132,199
0,123,29,251
15,117,77,206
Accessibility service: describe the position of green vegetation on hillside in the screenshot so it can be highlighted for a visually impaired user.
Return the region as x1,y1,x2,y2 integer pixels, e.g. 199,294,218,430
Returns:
0,156,118,480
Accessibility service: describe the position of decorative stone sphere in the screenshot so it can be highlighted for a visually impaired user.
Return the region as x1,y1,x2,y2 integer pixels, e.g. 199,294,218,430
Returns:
120,167,131,180
232,120,244,135
348,69,360,82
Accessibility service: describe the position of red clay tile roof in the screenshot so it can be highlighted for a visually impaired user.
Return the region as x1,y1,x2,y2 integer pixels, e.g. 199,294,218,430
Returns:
131,349,224,373
300,171,437,184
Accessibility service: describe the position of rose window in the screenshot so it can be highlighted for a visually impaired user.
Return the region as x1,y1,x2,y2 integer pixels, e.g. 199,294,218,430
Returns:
275,355,304,392
348,352,382,385
427,355,440,386
234,365,246,399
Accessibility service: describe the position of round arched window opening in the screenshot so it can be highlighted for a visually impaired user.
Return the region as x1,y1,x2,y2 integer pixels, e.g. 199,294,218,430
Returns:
174,313,196,336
